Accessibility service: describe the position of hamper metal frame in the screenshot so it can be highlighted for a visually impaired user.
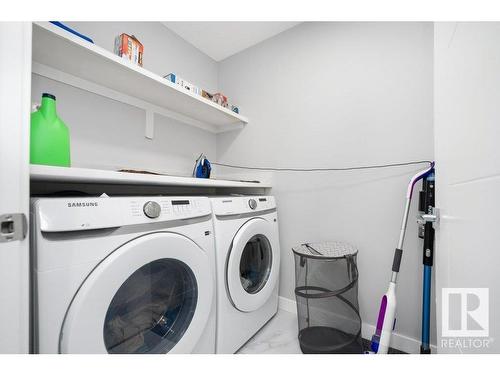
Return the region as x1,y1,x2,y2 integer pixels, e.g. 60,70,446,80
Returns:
292,242,363,354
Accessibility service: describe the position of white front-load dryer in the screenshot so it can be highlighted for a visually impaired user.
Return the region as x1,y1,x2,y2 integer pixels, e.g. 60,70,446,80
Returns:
31,196,216,354
210,196,280,353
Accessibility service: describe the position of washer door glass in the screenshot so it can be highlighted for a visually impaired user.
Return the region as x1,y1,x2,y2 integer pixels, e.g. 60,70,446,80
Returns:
226,218,280,312
239,234,272,294
103,259,197,354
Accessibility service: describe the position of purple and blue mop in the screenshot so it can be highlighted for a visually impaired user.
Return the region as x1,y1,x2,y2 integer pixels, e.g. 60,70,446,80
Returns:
371,162,435,354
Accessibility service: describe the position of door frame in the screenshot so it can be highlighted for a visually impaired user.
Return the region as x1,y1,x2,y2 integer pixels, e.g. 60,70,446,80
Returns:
0,22,31,354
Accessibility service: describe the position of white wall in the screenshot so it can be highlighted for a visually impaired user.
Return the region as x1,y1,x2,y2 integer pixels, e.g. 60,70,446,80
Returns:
31,22,218,175
434,22,500,353
30,21,436,351
217,22,434,349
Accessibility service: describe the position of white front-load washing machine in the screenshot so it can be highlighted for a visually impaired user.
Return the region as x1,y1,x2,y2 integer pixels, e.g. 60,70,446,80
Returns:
210,196,281,353
31,196,216,354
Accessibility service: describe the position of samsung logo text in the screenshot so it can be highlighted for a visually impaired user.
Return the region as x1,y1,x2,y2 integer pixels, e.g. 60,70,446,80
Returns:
67,202,99,208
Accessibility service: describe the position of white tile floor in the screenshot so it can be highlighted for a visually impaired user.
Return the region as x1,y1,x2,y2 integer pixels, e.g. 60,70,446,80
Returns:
237,309,302,354
236,309,405,355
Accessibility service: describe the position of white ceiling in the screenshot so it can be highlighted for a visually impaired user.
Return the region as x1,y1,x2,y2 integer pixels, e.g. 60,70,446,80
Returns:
162,22,301,61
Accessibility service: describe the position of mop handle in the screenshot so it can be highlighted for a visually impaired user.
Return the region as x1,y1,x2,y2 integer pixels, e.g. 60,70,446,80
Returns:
371,162,436,353
392,162,435,283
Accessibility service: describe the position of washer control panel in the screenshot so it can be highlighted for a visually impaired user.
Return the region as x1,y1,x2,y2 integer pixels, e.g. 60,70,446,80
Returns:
211,196,276,217
34,197,212,232
248,198,257,210
143,201,161,218
131,198,205,220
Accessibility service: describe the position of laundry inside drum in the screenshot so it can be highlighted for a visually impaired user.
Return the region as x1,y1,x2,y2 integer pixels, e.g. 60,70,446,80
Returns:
103,259,198,354
239,234,272,294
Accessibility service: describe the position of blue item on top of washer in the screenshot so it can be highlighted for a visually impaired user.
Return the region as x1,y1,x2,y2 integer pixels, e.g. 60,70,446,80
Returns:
193,154,212,179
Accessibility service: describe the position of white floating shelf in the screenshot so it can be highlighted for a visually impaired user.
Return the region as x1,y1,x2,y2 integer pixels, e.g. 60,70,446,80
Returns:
30,165,270,189
32,22,248,134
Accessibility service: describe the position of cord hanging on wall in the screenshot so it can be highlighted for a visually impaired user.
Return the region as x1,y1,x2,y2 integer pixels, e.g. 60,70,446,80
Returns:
211,160,433,172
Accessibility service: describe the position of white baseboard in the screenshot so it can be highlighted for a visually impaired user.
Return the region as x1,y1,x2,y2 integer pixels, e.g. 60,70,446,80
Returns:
279,295,298,314
278,296,437,354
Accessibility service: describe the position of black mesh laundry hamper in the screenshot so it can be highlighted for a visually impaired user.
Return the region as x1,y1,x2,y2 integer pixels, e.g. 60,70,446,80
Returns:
292,241,363,354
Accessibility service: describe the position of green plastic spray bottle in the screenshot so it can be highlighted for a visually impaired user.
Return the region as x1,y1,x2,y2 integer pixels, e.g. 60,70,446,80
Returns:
30,93,71,167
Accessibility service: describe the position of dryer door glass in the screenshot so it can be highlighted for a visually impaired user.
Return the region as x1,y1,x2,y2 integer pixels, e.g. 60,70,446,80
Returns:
103,259,197,354
239,234,272,294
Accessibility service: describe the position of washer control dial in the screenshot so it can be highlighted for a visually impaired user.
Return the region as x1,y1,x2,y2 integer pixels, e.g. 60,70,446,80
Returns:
248,198,257,210
143,201,161,218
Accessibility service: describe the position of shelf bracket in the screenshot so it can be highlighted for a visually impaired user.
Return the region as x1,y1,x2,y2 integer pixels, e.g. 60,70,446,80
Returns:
145,110,154,139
